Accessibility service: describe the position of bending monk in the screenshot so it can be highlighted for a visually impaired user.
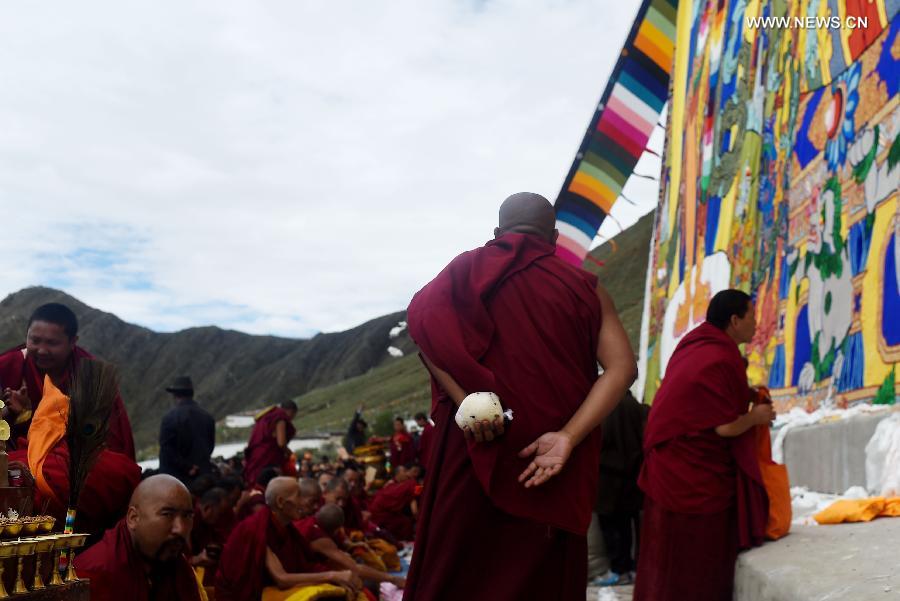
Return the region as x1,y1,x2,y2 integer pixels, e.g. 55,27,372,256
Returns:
298,503,405,591
75,474,203,601
0,302,135,458
244,400,298,486
404,192,637,599
215,476,363,601
368,466,418,541
634,289,774,601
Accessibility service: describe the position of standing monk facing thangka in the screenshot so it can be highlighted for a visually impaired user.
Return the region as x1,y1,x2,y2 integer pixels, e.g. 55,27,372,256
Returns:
633,289,774,601
0,302,135,459
404,192,637,600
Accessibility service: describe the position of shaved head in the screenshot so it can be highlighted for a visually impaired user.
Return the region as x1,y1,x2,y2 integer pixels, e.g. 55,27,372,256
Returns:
265,477,306,523
496,192,557,243
127,475,193,564
316,503,345,534
265,476,298,507
298,477,322,498
131,474,190,508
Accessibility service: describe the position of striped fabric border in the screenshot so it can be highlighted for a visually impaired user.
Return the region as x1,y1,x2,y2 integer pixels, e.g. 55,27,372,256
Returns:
554,0,676,266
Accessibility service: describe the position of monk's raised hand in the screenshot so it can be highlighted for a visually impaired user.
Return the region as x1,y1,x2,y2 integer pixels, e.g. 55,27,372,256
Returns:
4,386,28,415
517,431,573,488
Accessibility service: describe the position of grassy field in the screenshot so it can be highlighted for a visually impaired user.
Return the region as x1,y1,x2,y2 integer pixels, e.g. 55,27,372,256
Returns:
290,211,655,434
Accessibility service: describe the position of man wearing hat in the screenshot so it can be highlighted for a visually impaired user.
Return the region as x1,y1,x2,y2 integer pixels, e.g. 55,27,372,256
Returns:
159,376,216,484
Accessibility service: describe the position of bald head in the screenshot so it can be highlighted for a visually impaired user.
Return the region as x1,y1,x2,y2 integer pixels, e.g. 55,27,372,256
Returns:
265,476,298,507
126,475,193,564
316,503,345,534
131,474,191,508
298,477,322,498
496,192,557,243
265,477,306,523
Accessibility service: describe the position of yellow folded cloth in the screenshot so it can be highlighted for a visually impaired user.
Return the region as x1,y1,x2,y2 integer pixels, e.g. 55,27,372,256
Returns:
814,497,900,524
262,584,359,601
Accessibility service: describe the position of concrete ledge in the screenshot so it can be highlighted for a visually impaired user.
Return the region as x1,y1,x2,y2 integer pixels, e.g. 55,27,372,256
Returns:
735,519,900,601
782,412,891,494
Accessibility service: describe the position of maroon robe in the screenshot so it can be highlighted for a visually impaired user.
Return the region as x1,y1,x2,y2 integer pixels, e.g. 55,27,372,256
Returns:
75,519,201,601
416,422,434,469
0,345,135,459
11,445,140,538
390,432,415,467
243,407,296,486
215,506,324,601
345,495,370,532
634,322,768,601
369,479,417,541
404,233,602,600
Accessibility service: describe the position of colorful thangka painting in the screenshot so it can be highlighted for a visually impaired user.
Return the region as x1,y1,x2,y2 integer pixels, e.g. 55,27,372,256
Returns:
642,0,900,412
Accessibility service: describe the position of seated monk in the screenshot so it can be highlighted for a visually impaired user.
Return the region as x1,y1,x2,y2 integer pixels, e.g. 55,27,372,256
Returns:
191,487,230,585
236,466,280,521
334,468,370,531
368,466,419,541
74,474,204,601
325,476,378,533
297,503,405,592
216,477,367,601
243,401,298,486
0,302,135,458
215,476,243,540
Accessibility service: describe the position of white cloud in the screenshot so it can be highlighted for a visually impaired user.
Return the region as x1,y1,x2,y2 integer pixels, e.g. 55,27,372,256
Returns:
0,0,655,336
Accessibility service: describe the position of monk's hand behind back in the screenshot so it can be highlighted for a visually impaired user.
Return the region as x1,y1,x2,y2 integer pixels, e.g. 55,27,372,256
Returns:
463,416,506,443
517,431,573,488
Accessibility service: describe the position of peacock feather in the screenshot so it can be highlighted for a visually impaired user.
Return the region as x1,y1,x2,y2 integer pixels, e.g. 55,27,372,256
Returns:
66,358,117,509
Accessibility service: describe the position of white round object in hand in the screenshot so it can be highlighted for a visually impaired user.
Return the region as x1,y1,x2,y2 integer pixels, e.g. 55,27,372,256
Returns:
455,392,503,430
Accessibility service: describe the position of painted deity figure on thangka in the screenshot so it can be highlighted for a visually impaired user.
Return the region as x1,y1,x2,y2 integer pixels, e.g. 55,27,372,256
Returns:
642,0,900,411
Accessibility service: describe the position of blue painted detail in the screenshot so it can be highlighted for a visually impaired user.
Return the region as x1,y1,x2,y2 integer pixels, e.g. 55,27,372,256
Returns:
769,344,786,388
792,305,811,386
883,234,900,346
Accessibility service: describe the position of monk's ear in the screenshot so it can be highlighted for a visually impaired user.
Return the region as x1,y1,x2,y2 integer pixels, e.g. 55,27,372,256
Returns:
126,505,139,530
494,227,501,239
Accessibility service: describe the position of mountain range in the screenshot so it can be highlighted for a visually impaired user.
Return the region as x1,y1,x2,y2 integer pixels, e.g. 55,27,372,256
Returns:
0,210,654,457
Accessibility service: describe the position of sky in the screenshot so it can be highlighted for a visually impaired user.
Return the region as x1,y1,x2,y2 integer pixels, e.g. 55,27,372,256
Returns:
0,1,663,337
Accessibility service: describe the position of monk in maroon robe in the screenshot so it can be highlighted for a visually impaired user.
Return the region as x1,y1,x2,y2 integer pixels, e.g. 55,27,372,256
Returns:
216,477,360,601
404,193,637,600
243,400,298,486
190,487,230,585
296,504,404,593
0,303,135,458
75,474,202,601
389,417,415,467
414,413,434,468
634,290,774,601
368,468,418,541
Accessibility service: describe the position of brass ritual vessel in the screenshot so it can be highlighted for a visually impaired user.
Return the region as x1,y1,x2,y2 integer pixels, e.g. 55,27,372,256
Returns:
0,531,89,598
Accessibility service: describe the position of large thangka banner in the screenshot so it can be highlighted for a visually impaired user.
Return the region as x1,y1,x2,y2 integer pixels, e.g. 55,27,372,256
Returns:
642,0,900,411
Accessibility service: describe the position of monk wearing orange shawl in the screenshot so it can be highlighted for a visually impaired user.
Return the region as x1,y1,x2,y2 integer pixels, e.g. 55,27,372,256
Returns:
0,302,135,458
10,369,139,538
404,193,636,600
634,290,774,601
